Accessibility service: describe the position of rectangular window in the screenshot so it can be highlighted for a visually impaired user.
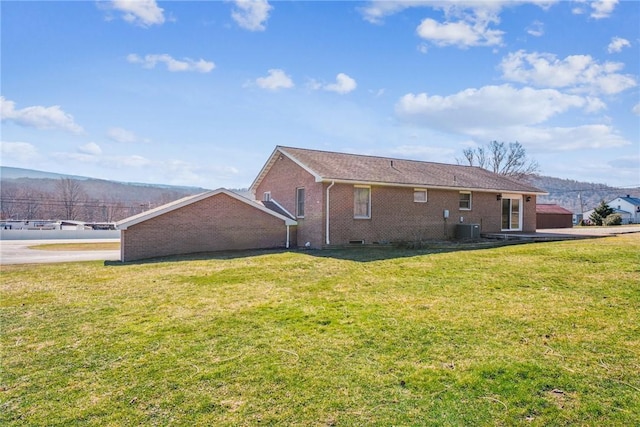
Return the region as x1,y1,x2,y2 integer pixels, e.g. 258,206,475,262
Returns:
263,192,271,202
459,192,472,210
414,189,428,203
296,187,305,218
354,186,371,219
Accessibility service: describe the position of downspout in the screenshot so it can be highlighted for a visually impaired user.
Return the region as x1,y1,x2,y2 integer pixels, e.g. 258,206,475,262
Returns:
325,180,335,245
286,224,290,249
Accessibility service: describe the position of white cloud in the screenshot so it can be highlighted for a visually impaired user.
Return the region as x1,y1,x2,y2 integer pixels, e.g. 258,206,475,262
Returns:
395,84,596,131
590,0,618,19
388,144,456,160
607,37,630,53
0,141,39,162
416,17,504,48
0,96,83,134
571,5,584,15
472,124,630,150
107,127,145,143
323,73,358,94
500,50,637,95
395,84,630,153
360,1,557,48
114,155,152,168
162,159,240,185
54,151,152,168
361,1,558,23
526,20,544,37
231,0,272,31
127,54,215,73
633,103,640,116
359,1,426,24
255,69,294,91
78,142,103,156
110,0,165,27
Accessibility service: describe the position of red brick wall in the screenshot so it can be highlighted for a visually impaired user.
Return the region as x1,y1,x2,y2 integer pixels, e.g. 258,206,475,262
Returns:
523,195,537,232
325,186,537,245
255,155,324,248
121,193,291,261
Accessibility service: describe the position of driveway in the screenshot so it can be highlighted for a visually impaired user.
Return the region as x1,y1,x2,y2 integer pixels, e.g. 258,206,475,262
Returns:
0,239,120,265
537,225,640,236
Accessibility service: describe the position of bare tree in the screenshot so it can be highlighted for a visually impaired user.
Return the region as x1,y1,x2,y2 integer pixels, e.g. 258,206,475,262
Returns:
56,178,86,220
103,198,128,222
459,141,540,180
18,188,44,219
0,184,19,219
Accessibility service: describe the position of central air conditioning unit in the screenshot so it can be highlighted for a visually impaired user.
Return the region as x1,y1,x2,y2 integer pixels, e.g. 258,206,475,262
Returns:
456,223,480,240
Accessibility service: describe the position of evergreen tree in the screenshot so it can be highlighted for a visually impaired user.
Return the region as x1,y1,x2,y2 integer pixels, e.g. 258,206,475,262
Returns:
590,200,614,226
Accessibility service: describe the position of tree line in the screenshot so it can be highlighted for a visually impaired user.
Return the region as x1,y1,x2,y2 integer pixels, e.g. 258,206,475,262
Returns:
0,178,200,222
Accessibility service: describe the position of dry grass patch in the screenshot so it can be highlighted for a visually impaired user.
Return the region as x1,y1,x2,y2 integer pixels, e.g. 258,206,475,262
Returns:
28,242,120,251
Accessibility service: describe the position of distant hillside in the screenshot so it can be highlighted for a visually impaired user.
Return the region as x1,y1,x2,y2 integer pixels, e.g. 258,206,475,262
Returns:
0,166,211,222
1,166,207,192
527,175,640,214
1,166,89,181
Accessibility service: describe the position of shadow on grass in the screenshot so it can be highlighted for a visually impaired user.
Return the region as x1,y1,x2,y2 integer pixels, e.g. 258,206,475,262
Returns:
105,240,527,266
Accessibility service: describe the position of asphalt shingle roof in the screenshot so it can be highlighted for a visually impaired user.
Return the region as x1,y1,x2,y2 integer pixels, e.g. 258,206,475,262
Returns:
276,146,545,194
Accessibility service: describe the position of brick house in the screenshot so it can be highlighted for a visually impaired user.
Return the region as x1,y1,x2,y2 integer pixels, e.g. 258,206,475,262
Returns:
251,146,545,248
118,146,545,261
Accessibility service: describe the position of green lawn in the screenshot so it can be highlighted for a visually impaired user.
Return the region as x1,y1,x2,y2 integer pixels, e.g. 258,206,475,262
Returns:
1,235,639,426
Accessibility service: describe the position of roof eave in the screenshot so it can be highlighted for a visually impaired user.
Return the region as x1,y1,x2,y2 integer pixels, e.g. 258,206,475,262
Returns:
318,178,547,195
249,146,323,193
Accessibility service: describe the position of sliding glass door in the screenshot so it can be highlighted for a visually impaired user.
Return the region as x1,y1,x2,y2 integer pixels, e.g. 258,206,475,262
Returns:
501,196,522,231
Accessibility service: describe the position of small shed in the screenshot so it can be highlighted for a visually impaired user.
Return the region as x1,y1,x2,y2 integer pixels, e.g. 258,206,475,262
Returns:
536,204,573,229
117,189,297,262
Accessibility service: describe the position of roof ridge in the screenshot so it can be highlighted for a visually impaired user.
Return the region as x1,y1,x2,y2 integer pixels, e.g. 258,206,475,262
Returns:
278,145,481,169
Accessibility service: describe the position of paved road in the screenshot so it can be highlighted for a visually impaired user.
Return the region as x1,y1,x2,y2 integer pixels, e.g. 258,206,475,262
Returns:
0,239,120,265
537,225,640,236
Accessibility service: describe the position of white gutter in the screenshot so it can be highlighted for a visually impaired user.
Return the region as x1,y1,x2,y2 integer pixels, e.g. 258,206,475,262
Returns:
325,180,335,245
319,178,547,196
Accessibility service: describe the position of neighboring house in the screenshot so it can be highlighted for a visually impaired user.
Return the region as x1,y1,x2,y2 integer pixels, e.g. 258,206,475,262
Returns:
583,195,640,224
608,195,640,224
251,146,545,248
536,204,573,229
117,146,545,261
118,189,296,262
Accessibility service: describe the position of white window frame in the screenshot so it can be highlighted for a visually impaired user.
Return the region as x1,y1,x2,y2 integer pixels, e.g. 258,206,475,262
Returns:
354,186,371,219
296,187,305,218
501,194,523,231
459,191,472,210
414,188,428,203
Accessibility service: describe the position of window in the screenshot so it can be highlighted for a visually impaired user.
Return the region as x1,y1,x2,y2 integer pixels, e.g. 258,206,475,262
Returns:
459,192,471,210
296,187,305,218
263,192,271,202
354,186,371,219
414,189,428,203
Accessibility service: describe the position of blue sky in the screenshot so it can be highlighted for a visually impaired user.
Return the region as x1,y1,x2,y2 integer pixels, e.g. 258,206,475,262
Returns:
1,0,639,189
